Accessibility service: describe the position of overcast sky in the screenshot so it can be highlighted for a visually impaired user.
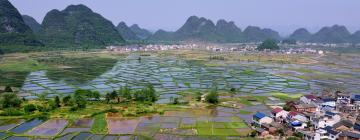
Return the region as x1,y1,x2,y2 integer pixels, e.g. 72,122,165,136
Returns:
9,0,360,36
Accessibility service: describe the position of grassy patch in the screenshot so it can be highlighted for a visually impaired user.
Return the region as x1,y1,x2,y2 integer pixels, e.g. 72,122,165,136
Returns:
197,127,212,135
238,110,252,115
213,128,239,136
225,122,248,129
90,113,107,134
269,92,302,100
238,98,253,106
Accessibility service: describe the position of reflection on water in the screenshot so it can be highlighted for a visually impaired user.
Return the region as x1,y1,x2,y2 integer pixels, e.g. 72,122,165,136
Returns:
21,56,320,102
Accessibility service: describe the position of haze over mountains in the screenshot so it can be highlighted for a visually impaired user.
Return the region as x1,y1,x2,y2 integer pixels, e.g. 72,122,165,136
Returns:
1,0,360,52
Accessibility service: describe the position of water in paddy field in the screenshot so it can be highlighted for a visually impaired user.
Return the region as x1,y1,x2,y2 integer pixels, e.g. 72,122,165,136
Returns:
19,55,359,102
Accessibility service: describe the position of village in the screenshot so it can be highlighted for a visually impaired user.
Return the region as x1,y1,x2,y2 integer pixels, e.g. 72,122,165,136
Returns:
106,42,328,56
250,91,360,140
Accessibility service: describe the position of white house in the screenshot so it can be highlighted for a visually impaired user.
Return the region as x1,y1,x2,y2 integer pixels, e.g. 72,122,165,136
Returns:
253,112,273,126
312,112,341,129
271,108,288,121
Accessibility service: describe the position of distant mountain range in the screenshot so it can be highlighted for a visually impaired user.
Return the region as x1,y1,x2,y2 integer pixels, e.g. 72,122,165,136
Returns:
116,22,139,41
288,25,359,43
125,15,278,43
148,16,280,43
116,22,153,41
1,0,360,53
130,24,152,39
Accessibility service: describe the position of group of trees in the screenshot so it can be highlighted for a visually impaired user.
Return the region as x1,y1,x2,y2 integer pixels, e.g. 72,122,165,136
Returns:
194,89,219,104
105,85,157,104
257,39,280,51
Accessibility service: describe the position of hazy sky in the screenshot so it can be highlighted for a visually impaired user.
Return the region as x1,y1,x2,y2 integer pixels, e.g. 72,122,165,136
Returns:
10,0,360,36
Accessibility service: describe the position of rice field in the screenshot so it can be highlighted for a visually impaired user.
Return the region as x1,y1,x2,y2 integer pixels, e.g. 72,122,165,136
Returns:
0,106,253,139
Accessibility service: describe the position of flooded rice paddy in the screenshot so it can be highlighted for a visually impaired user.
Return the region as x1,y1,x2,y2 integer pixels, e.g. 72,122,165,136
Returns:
18,55,334,102
0,106,256,139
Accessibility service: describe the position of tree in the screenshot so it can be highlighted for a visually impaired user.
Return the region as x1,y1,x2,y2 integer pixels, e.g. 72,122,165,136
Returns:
283,105,290,111
195,91,202,101
4,86,13,92
205,89,219,104
145,84,157,102
92,91,100,100
105,93,111,103
110,90,118,103
172,98,179,105
119,86,132,101
62,95,72,106
0,93,22,108
24,104,37,113
257,39,279,51
54,96,61,107
0,48,4,55
73,91,86,109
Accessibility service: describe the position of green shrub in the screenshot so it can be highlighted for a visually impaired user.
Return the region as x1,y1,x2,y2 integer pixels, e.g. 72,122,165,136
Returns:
0,93,22,108
0,108,24,116
24,104,37,113
205,90,219,104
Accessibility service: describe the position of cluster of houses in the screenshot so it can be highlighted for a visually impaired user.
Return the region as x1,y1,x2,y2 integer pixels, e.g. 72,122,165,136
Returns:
106,44,198,52
281,48,324,55
252,91,360,140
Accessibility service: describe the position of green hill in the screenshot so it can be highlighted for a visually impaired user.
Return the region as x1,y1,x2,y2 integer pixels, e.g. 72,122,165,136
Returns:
38,4,125,47
0,0,42,47
22,15,41,33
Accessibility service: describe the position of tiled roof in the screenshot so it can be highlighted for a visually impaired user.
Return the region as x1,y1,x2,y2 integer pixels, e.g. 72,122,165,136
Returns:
325,111,336,117
271,107,283,114
288,111,298,117
324,126,340,135
333,120,354,129
304,95,317,100
340,131,360,138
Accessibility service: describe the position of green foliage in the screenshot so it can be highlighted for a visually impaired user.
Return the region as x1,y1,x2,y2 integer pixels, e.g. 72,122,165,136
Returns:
72,90,87,109
0,108,24,116
4,86,13,92
91,113,107,133
133,85,157,102
62,95,72,106
257,39,279,51
38,5,125,47
24,104,37,113
54,96,61,107
293,132,303,139
283,105,290,111
170,97,179,105
119,86,132,101
205,89,219,104
0,0,43,47
0,93,22,108
75,89,100,100
116,22,139,40
195,91,202,101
